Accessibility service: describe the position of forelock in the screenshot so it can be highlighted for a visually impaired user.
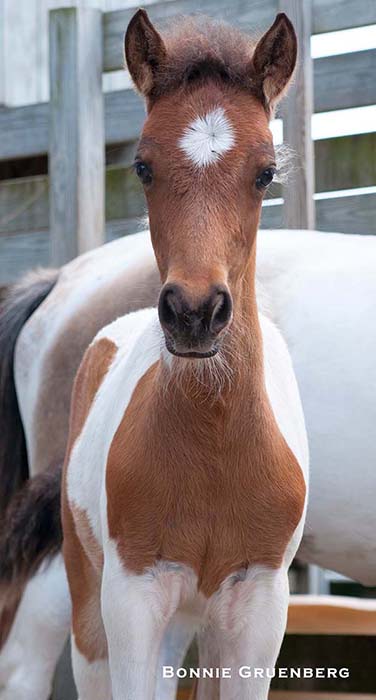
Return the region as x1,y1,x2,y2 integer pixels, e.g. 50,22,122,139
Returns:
147,16,257,99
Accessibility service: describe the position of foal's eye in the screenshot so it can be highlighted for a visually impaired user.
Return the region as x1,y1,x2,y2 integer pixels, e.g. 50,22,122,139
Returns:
134,161,152,185
256,167,276,190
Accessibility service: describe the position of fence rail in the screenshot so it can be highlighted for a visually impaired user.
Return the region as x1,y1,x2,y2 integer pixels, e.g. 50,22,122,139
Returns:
0,0,375,282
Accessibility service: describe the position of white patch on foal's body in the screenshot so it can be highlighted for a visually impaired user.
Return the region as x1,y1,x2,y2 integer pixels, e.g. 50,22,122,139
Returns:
67,308,160,545
179,107,235,167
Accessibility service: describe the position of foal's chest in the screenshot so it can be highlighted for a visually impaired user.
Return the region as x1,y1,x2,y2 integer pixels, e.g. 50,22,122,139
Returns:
106,363,306,596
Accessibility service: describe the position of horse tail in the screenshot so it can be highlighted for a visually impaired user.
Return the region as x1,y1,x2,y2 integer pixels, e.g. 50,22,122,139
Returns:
0,268,58,516
0,465,63,614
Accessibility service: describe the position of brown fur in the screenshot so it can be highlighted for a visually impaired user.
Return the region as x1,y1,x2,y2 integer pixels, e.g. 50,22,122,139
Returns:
0,597,20,650
139,84,273,293
106,298,305,597
62,337,117,660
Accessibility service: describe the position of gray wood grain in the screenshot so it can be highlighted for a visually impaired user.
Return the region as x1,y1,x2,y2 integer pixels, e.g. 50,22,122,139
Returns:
0,229,49,283
279,0,315,229
0,101,49,160
315,132,376,193
261,192,376,234
316,192,376,235
313,0,376,33
315,49,376,113
103,0,278,73
0,175,49,235
49,7,105,265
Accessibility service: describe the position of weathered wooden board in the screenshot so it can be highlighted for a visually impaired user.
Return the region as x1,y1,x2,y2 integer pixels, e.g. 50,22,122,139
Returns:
0,89,144,161
288,594,376,635
0,218,146,284
315,50,376,113
262,193,376,235
105,89,145,146
0,101,49,160
0,175,48,235
313,0,376,33
315,192,376,235
49,7,105,265
0,168,145,235
279,0,315,229
0,230,50,283
315,132,376,192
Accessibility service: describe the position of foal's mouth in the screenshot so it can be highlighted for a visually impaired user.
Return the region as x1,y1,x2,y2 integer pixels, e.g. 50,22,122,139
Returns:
164,336,219,359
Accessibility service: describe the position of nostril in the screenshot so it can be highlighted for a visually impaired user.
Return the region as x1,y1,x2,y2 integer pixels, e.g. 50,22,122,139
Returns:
210,290,232,334
158,286,179,332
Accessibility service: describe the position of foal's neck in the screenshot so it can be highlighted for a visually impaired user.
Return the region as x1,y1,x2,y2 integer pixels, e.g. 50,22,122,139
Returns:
226,246,264,384
160,244,265,404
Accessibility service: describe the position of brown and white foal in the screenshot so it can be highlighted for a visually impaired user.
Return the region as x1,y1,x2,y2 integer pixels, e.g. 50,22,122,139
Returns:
62,10,308,700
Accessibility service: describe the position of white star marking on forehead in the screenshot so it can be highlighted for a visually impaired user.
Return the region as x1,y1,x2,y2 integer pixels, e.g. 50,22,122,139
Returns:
179,107,235,167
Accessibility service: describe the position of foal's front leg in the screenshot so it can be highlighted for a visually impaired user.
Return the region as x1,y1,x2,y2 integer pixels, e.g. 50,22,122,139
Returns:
101,552,185,700
214,566,289,700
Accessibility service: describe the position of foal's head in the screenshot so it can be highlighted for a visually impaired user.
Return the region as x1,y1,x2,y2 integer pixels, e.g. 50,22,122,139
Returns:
125,11,296,359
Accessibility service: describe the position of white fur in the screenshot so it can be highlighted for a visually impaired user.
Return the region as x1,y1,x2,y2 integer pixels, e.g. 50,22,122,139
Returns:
71,637,111,700
179,107,235,167
0,556,70,700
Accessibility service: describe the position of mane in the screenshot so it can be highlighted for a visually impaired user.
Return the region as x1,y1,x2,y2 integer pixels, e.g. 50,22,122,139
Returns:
148,16,259,99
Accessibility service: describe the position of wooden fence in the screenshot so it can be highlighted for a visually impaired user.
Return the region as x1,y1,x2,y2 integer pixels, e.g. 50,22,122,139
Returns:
0,0,375,283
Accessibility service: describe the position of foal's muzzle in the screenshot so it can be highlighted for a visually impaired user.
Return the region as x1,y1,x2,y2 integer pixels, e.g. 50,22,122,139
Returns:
158,283,233,358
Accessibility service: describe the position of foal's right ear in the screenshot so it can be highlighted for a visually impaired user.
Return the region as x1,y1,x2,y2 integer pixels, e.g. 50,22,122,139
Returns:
251,13,297,112
124,9,166,97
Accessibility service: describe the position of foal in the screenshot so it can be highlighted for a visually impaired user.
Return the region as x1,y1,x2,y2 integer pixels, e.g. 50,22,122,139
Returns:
62,10,308,700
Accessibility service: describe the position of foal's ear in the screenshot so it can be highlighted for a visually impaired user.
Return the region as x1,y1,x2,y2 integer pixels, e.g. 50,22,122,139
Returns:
124,9,166,97
251,13,297,111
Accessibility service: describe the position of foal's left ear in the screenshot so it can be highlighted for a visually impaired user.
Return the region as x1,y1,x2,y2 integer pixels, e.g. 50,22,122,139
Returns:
251,13,297,111
124,9,166,98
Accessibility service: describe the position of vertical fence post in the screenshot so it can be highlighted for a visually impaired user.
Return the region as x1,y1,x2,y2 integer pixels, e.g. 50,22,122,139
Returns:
49,7,105,266
278,0,315,229
0,0,5,106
